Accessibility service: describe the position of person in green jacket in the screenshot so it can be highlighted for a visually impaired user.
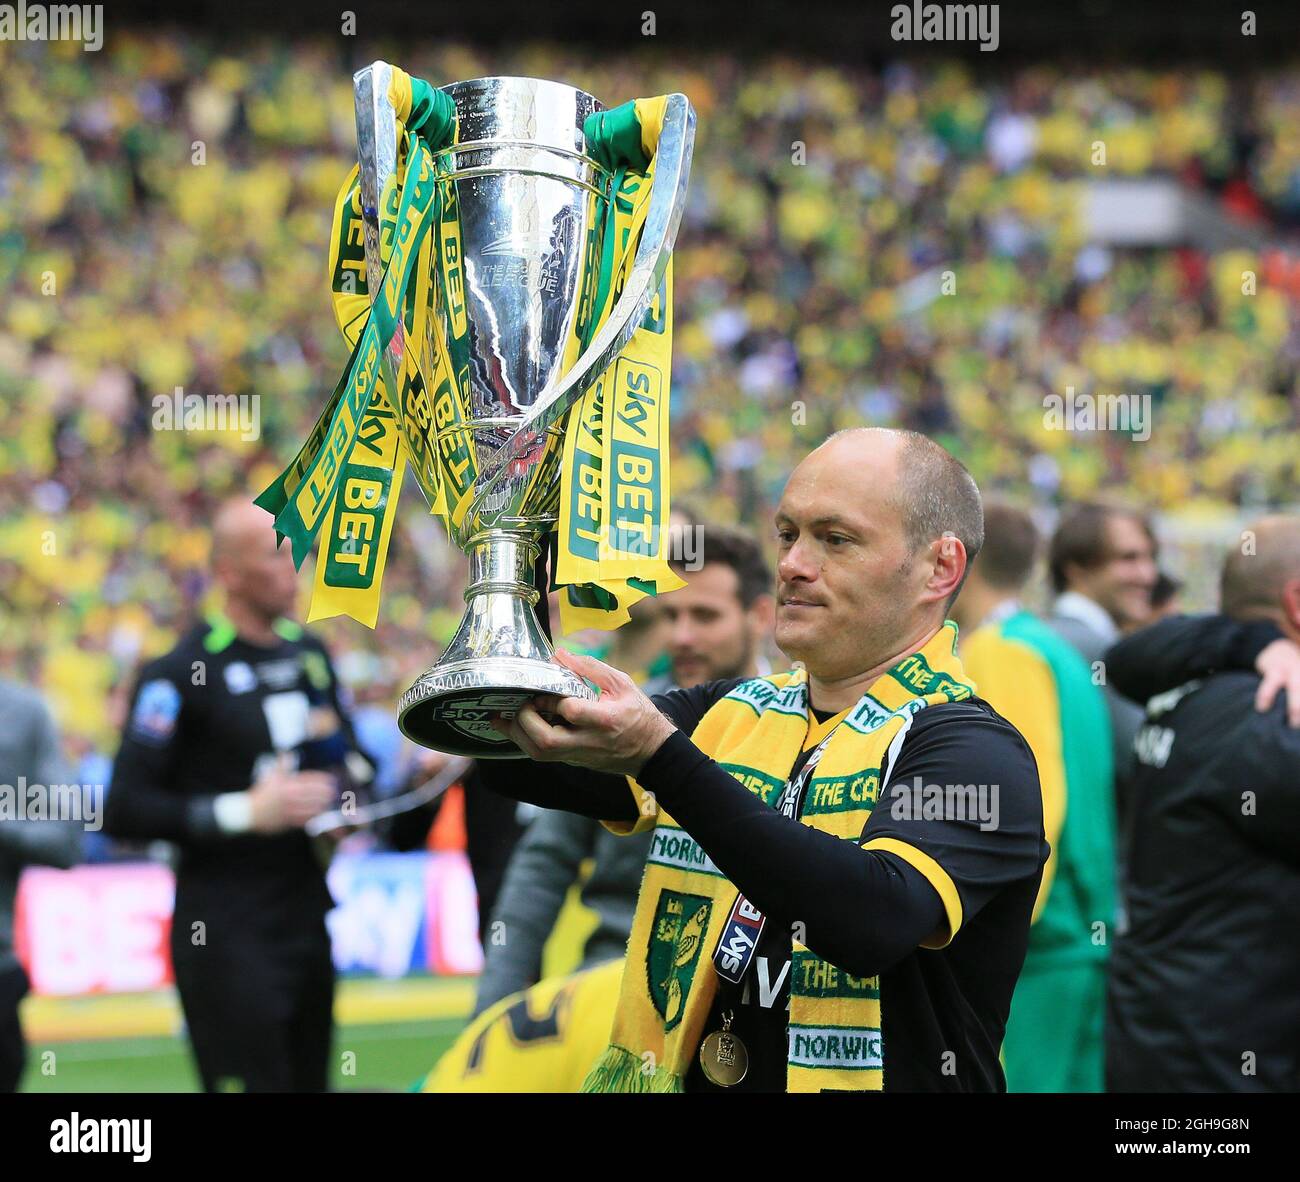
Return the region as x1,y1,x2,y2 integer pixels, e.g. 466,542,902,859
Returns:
953,502,1117,1092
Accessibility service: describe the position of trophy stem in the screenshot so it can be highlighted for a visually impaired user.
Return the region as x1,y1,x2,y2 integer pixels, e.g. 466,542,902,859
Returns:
463,529,540,609
397,530,595,757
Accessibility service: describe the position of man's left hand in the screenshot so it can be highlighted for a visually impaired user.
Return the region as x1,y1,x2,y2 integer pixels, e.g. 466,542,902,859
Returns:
491,648,677,777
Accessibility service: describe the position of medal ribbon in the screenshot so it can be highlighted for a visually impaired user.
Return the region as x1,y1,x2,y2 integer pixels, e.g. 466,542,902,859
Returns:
710,726,840,986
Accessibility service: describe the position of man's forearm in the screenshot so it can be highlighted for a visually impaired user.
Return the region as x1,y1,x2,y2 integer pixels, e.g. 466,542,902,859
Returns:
104,779,231,843
634,732,942,977
1104,614,1283,704
0,818,82,869
476,754,640,823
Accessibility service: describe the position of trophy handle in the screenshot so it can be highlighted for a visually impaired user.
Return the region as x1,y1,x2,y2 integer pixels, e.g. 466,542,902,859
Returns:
467,92,697,529
352,60,433,507
353,61,399,299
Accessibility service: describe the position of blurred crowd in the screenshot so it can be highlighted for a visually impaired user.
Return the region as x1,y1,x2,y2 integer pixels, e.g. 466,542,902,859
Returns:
3,33,1300,769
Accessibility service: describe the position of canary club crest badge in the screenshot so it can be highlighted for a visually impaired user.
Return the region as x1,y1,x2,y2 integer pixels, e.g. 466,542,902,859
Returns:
647,890,712,1032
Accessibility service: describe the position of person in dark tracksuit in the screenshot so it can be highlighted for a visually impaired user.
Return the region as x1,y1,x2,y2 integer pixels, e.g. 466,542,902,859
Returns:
106,500,372,1093
1103,515,1300,1092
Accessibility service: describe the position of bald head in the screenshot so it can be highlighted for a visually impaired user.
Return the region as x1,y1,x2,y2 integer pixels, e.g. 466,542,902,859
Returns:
1221,516,1300,627
211,499,278,569
210,497,300,624
820,428,984,604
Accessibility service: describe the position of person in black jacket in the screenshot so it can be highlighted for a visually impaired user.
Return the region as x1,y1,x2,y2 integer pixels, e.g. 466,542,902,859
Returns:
1102,514,1300,1092
105,499,373,1093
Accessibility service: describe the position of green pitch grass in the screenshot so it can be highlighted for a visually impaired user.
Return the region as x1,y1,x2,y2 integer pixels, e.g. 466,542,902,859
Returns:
19,977,474,1093
21,1017,463,1093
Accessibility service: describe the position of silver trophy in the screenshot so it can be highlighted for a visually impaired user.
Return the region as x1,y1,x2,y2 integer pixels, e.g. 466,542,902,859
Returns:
351,64,694,757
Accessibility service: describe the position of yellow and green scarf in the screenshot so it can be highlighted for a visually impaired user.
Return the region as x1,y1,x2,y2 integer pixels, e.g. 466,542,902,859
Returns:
583,623,976,1093
257,68,683,632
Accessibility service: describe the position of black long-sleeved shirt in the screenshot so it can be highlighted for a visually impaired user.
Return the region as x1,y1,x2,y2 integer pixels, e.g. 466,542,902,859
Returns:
1102,613,1300,1092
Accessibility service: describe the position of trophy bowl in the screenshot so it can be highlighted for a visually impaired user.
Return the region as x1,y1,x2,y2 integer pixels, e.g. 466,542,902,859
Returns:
351,66,693,757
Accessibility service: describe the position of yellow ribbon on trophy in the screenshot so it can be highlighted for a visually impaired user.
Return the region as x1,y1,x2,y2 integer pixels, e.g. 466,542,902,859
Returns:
554,95,686,635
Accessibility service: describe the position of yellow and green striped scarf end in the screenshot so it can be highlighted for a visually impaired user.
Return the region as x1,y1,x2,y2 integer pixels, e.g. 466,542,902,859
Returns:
581,1043,685,1093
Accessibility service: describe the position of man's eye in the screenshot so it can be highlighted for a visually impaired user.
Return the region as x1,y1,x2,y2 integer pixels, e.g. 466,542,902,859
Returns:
827,534,849,546
776,529,795,544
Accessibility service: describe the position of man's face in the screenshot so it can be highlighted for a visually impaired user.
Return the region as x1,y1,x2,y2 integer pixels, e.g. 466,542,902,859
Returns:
660,562,766,688
222,527,300,621
1069,515,1158,629
773,439,932,680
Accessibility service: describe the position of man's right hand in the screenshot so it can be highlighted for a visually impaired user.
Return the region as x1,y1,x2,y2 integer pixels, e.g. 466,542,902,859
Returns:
247,761,338,833
1255,638,1300,727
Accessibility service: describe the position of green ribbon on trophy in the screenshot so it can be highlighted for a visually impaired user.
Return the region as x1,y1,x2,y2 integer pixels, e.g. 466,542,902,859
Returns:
257,70,683,635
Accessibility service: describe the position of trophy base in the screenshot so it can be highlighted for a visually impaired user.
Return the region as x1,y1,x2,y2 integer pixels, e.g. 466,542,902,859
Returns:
398,658,595,758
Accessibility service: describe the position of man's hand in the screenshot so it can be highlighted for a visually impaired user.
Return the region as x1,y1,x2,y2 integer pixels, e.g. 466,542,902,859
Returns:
247,758,338,833
491,648,677,777
1255,638,1300,727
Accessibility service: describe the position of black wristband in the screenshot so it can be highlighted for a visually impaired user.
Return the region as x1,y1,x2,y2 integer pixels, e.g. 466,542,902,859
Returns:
186,797,221,839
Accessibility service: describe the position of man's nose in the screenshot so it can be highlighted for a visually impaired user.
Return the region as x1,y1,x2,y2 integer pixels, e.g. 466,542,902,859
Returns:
778,538,819,585
670,616,697,649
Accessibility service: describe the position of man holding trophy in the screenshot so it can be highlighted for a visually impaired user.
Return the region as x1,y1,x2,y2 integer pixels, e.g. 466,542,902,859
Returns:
261,64,1046,1092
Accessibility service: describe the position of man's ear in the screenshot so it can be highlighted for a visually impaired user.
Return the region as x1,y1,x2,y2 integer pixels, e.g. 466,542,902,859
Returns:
211,550,240,594
1282,576,1300,634
927,532,966,605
